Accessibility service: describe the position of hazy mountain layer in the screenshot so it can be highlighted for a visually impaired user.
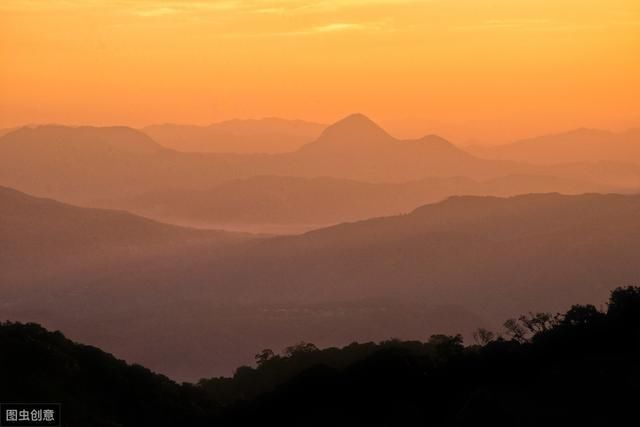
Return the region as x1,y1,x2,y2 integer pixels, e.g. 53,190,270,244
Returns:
4,117,640,207
0,186,254,290
98,174,621,231
3,188,639,380
143,118,326,153
469,128,640,165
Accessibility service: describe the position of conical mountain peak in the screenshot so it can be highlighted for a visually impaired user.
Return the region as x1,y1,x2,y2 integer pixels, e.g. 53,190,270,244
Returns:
313,113,395,146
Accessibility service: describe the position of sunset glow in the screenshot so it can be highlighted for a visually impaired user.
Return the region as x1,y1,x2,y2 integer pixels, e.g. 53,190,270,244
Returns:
2,0,639,141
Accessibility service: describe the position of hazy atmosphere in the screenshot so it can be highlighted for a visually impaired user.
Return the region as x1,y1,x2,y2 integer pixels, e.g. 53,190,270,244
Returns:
2,0,639,142
1,1,639,426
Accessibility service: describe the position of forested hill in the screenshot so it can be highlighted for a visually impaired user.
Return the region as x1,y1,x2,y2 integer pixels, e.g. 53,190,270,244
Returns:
2,287,639,426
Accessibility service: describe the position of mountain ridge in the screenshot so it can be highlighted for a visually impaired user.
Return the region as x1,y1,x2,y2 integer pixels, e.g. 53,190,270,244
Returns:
4,189,640,379
468,127,640,164
96,174,620,231
1,125,166,155
143,118,326,154
3,116,640,206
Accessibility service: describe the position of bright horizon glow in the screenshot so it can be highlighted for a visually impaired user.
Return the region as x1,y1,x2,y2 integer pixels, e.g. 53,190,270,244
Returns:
1,0,639,142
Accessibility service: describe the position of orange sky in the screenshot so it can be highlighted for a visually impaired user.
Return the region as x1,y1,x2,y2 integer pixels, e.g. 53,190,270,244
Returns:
1,0,639,142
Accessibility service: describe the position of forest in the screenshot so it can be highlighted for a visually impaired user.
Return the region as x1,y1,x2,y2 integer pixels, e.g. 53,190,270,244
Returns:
1,286,638,426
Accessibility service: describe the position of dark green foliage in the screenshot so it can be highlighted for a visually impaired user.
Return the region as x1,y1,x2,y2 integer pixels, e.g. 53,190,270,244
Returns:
2,286,640,426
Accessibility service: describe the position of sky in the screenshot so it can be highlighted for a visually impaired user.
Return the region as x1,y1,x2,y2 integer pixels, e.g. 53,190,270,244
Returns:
1,0,639,142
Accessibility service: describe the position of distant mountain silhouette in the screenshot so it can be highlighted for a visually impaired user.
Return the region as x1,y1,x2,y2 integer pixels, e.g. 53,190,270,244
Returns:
300,113,394,150
0,125,250,202
143,118,326,153
4,124,165,154
0,186,253,290
287,114,526,182
3,118,640,206
197,192,640,310
99,174,620,231
5,190,640,380
469,128,640,164
0,126,18,138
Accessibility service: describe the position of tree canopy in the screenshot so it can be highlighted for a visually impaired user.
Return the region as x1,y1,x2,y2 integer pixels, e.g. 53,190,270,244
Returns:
2,286,640,426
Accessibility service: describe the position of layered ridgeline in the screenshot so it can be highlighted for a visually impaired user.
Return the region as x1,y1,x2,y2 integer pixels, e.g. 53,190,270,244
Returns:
142,118,326,153
99,174,619,231
3,187,640,380
2,287,639,426
0,186,255,289
2,115,640,208
0,125,240,202
468,128,640,165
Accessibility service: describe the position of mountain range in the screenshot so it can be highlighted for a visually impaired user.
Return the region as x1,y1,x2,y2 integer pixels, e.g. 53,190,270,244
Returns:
3,187,640,380
468,128,640,165
0,186,253,290
143,118,326,153
2,115,640,217
3,113,640,379
98,174,620,232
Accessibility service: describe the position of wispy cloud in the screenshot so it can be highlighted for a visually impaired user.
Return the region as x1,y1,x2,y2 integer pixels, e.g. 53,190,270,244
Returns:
131,1,244,17
133,7,178,17
0,0,427,18
313,22,366,32
453,19,551,31
218,20,385,38
118,0,425,18
451,18,613,33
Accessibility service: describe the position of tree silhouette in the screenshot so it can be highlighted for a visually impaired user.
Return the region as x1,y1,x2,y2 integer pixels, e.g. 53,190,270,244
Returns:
503,318,527,342
255,349,276,366
608,285,640,323
562,304,603,326
472,328,496,345
3,286,640,427
283,342,318,357
518,312,559,334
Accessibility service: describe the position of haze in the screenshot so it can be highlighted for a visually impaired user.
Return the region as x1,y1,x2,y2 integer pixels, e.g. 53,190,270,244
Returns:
2,0,640,384
2,0,639,142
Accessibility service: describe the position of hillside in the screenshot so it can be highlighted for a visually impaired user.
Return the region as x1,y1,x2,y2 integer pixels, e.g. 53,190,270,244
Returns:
0,126,18,138
4,117,639,207
469,128,640,165
100,174,620,231
0,322,217,427
0,125,269,203
0,186,254,289
2,287,639,426
213,286,640,426
143,118,326,153
1,124,165,155
285,114,530,182
4,191,640,379
188,192,640,312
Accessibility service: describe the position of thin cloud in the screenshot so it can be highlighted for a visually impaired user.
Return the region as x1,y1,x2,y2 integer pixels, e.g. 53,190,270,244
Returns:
220,20,384,38
131,1,242,17
452,17,622,33
313,23,367,32
0,0,427,16
133,7,178,17
454,19,551,31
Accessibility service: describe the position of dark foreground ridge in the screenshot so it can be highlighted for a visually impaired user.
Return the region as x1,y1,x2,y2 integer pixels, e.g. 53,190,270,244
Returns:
2,286,639,426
